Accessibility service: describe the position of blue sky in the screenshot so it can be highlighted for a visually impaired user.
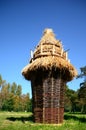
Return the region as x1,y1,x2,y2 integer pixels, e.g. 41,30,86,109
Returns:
0,0,86,97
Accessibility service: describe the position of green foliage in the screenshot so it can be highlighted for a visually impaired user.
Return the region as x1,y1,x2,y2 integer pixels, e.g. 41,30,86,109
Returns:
77,66,86,79
64,85,79,112
77,66,86,113
0,74,32,112
16,85,22,96
0,74,6,87
64,65,86,114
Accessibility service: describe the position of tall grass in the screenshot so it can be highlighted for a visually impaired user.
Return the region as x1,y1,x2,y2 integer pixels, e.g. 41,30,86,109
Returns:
0,112,86,130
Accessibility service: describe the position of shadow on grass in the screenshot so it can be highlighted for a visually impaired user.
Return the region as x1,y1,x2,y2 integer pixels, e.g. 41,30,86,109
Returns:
7,115,34,123
64,114,86,123
7,113,86,123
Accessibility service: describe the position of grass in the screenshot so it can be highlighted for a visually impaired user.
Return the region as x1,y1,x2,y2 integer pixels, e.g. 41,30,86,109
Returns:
0,111,86,130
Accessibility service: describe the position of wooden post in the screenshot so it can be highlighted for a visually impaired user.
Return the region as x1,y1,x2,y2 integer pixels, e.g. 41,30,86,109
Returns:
65,52,68,60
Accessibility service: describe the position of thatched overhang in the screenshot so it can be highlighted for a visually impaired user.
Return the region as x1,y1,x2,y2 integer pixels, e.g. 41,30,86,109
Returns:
22,56,77,81
22,28,77,81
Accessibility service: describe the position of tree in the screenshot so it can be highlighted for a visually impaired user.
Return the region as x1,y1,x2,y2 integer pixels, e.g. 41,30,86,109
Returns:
77,66,86,113
11,82,17,95
64,85,71,112
13,95,20,111
16,85,22,96
0,75,6,88
64,85,78,112
78,82,86,113
77,66,86,79
0,74,6,108
0,74,31,112
24,93,31,112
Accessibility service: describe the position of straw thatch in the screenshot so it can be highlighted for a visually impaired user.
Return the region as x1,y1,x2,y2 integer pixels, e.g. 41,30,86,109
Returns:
22,28,77,81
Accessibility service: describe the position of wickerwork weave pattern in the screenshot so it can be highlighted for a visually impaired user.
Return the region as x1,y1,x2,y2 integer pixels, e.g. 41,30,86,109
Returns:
31,71,65,123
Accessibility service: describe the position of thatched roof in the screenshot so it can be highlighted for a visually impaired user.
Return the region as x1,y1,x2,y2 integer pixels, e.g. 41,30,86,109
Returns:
22,28,77,81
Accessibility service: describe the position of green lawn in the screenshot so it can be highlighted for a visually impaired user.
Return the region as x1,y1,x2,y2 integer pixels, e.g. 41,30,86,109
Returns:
0,111,86,130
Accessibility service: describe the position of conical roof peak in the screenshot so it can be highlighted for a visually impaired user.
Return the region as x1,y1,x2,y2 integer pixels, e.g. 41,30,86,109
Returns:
39,28,58,45
43,28,55,36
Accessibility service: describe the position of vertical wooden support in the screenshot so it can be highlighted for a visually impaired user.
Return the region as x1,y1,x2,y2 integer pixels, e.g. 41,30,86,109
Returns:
61,48,63,57
40,43,42,54
65,52,68,60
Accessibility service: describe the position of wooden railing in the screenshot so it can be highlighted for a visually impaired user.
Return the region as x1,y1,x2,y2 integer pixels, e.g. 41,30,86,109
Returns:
33,43,68,61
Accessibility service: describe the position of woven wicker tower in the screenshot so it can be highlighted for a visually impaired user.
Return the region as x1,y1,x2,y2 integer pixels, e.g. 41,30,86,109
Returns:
22,29,77,124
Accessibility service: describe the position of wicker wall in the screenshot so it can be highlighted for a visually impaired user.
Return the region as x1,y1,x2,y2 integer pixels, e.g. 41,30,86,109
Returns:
31,70,65,124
